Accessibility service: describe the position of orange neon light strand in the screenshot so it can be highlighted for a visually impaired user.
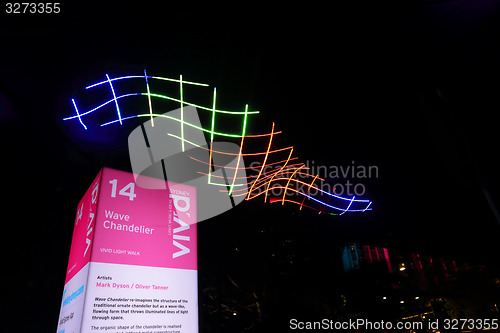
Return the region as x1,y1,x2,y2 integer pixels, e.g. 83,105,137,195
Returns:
227,164,325,199
204,163,313,194
300,174,319,210
282,165,304,205
168,132,294,157
231,171,318,199
264,148,294,203
188,154,299,172
248,122,275,200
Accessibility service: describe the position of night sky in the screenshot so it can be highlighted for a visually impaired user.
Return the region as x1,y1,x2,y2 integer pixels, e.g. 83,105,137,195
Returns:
2,1,500,331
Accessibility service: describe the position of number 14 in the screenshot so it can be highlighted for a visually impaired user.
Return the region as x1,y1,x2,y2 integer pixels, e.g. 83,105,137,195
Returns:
109,179,137,201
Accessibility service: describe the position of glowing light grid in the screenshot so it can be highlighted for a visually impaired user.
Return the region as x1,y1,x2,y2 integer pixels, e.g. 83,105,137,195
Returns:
65,72,373,215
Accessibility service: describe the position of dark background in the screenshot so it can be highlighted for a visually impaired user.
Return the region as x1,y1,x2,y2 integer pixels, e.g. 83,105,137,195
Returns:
2,1,500,331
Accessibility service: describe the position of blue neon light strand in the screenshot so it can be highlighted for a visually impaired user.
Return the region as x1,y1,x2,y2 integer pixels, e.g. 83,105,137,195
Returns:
87,75,148,89
100,115,139,127
71,98,87,130
106,74,122,125
63,93,143,121
299,192,371,213
316,186,371,203
339,196,356,216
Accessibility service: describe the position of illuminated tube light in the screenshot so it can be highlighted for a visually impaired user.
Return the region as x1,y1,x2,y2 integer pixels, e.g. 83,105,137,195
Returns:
228,104,249,195
282,165,304,205
65,91,258,127
144,69,154,127
269,197,341,215
106,74,122,125
103,113,253,139
339,196,355,216
152,75,209,86
252,170,370,212
138,109,258,136
86,75,146,89
85,74,209,90
65,72,373,216
71,99,87,130
235,164,305,196
188,154,294,172
208,87,217,184
100,115,138,127
318,187,371,203
63,93,143,121
171,123,370,213
318,189,332,215
362,201,372,212
273,198,339,215
247,122,275,200
233,165,312,199
147,92,259,115
300,174,319,210
179,74,185,152
298,193,372,213
196,170,252,182
166,132,294,156
264,148,293,203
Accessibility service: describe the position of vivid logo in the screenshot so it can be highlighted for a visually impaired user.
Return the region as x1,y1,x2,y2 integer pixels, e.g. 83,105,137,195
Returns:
170,192,191,258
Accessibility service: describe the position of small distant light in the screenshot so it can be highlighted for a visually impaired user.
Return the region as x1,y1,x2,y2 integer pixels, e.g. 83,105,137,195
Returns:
400,300,405,304
415,296,419,299
382,296,387,300
399,267,406,271
233,312,237,316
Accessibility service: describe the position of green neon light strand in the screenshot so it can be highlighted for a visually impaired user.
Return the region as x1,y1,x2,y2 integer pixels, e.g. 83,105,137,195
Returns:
228,104,248,195
135,113,252,139
144,70,154,127
208,87,217,185
141,93,259,115
179,74,185,152
151,76,209,87
166,132,247,188
85,75,209,90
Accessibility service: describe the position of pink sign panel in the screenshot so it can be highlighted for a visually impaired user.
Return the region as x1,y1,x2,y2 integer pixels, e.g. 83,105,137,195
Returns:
64,170,101,283
90,168,197,270
58,168,199,333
